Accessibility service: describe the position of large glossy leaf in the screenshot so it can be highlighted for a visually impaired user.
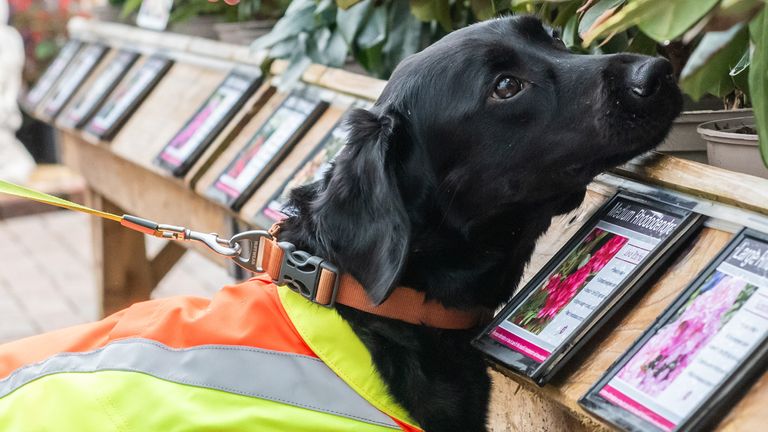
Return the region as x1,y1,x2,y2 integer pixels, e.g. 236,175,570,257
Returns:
578,0,625,36
381,0,423,76
336,0,371,44
638,0,719,41
680,24,749,99
410,0,453,31
251,0,317,51
357,4,387,49
749,9,768,167
581,0,661,46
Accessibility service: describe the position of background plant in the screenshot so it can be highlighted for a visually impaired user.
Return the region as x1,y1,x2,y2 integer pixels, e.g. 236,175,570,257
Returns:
251,0,767,167
9,0,78,86
121,0,289,23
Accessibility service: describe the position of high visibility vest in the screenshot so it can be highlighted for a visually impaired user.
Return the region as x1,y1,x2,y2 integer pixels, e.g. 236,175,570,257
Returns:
0,275,423,431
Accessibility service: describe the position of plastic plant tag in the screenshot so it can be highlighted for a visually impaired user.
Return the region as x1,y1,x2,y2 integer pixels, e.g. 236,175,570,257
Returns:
250,102,371,228
24,40,82,109
155,68,263,177
206,86,329,211
42,43,108,119
473,192,703,385
580,228,768,432
60,50,139,129
85,54,173,141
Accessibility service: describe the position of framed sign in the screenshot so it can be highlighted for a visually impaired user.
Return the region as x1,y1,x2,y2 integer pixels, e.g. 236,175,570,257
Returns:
155,68,263,177
206,89,329,210
252,112,351,228
42,43,108,119
473,192,703,385
581,228,768,432
60,50,140,129
85,55,173,141
136,0,173,31
23,40,82,110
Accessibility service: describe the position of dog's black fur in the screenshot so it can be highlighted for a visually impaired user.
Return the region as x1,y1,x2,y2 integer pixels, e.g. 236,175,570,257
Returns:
279,16,682,431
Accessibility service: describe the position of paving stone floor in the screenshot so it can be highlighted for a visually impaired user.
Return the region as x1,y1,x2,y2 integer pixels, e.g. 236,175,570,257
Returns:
0,211,233,343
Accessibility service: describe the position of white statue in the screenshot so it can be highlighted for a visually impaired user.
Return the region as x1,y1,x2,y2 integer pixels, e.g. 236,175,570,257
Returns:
0,0,36,184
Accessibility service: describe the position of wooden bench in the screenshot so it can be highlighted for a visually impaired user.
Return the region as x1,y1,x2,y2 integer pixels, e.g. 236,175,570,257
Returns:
32,17,768,431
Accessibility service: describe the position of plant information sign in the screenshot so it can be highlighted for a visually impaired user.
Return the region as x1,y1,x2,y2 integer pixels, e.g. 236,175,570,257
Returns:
206,89,328,210
155,68,262,176
85,55,172,140
581,228,768,432
474,192,702,385
42,43,108,119
251,112,351,228
24,40,82,110
60,50,139,129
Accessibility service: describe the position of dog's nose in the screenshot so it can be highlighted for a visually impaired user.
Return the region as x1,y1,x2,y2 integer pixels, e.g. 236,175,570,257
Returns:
628,57,674,97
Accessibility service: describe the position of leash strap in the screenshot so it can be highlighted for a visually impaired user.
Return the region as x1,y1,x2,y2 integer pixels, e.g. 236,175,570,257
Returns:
0,179,489,329
0,179,122,222
0,179,241,257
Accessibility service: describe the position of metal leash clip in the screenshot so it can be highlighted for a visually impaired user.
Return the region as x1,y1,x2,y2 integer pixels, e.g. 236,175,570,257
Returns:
121,215,241,257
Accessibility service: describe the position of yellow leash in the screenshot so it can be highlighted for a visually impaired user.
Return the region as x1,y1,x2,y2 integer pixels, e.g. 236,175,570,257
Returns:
0,179,244,258
0,179,122,222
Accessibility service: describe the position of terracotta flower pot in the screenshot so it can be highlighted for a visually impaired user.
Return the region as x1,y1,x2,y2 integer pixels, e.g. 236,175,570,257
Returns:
697,116,768,179
658,108,752,163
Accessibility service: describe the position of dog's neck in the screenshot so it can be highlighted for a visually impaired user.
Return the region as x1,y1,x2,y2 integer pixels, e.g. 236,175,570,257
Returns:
278,175,585,311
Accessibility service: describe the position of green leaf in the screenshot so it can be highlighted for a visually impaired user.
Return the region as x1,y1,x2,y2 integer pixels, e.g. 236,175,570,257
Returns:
410,0,453,32
680,24,749,100
638,0,719,42
381,0,423,76
336,0,364,9
470,0,495,20
579,0,625,37
626,30,658,55
121,0,143,18
250,0,317,52
749,9,768,167
581,0,661,46
336,0,371,44
357,4,387,49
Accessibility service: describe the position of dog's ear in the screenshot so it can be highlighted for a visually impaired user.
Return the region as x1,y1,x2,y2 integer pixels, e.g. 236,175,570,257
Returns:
312,108,410,305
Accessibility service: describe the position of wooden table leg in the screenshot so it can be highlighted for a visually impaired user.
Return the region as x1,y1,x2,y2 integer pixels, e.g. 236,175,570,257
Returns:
86,190,187,317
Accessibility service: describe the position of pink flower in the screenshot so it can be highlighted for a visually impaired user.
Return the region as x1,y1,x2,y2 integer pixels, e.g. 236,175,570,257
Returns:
617,273,748,396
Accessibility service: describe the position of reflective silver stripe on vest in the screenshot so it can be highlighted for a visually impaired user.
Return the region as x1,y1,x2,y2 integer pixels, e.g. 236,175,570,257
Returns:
0,338,400,429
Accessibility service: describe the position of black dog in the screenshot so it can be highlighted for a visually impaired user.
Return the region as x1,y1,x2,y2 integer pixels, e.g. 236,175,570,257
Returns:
280,15,681,432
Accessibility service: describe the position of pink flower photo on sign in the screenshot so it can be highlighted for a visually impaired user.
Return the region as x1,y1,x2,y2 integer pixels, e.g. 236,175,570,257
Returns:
510,228,628,334
617,271,757,396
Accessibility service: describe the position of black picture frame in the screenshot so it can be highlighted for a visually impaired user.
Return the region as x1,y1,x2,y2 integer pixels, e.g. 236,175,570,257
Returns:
580,228,768,432
205,87,329,211
154,67,263,177
473,191,703,385
251,107,355,228
42,43,109,119
23,40,82,111
84,54,173,141
59,49,140,129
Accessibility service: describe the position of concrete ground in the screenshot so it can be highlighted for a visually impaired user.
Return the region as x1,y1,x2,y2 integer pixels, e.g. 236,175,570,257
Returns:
0,210,233,343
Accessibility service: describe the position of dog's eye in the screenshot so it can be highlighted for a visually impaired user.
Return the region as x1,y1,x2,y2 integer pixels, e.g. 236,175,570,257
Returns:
493,76,524,100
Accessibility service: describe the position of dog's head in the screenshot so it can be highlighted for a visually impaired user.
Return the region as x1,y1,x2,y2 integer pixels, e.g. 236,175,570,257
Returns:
301,16,682,305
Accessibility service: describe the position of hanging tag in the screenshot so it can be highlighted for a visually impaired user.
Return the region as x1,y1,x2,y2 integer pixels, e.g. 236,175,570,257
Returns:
136,0,173,32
